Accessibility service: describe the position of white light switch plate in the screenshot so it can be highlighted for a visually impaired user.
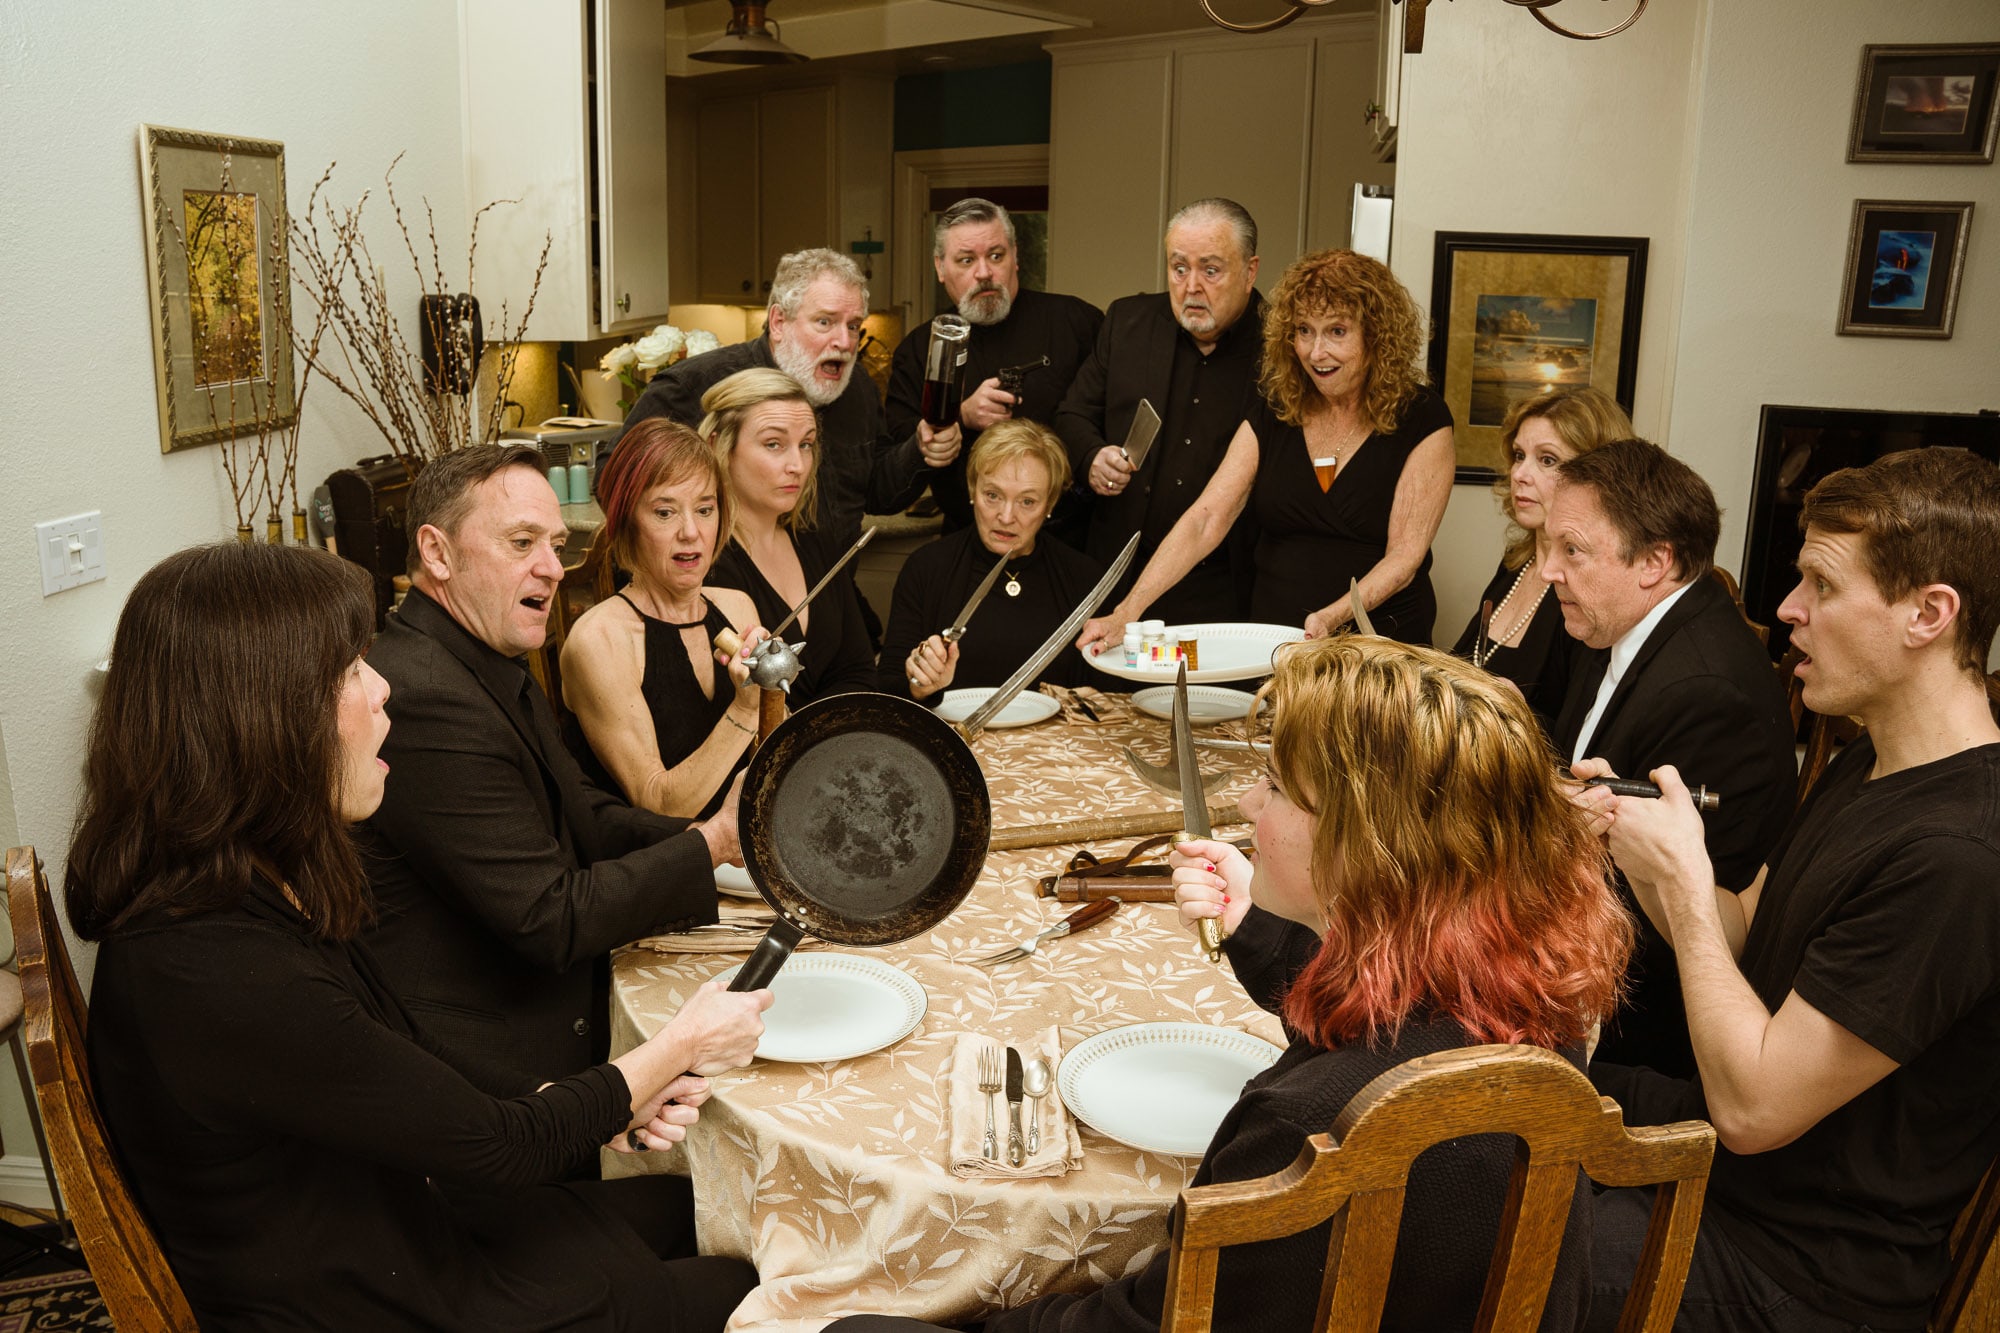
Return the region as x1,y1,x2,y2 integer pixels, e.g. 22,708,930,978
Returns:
35,511,105,596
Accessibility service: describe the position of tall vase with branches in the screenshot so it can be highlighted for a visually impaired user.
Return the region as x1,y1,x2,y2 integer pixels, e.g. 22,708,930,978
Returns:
289,155,550,477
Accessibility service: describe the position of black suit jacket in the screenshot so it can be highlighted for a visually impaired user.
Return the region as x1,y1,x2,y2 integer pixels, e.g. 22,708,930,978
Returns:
1554,575,1796,1077
356,590,718,1081
623,334,927,553
1053,291,1265,619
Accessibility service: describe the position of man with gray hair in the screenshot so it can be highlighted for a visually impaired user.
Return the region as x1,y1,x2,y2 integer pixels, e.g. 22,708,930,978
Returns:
1056,198,1265,622
624,247,950,552
885,197,1102,536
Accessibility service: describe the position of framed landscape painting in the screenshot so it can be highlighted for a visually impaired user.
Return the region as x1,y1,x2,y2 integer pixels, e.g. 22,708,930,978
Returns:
1428,231,1648,482
140,124,297,453
1837,199,1974,339
1847,43,2000,164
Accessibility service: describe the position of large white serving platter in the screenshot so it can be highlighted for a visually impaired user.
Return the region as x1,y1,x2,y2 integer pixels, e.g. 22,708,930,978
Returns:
713,864,762,900
932,687,1061,728
1131,685,1260,724
1085,623,1303,685
712,954,928,1063
1058,1022,1284,1156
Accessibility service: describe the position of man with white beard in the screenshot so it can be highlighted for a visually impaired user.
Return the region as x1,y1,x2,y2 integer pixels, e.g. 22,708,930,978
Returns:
624,249,951,553
1056,198,1266,623
885,198,1102,539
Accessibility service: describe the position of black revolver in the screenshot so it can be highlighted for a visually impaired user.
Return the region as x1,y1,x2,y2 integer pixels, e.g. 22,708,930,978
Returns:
995,356,1051,417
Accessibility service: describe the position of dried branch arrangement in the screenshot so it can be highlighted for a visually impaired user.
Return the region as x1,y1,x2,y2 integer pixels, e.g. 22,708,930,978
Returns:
289,154,551,469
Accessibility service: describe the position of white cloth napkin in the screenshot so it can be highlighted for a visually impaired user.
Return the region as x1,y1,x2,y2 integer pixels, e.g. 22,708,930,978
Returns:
945,1027,1082,1180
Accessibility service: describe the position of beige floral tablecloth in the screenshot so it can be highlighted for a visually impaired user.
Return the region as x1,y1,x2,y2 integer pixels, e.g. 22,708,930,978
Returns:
608,687,1284,1332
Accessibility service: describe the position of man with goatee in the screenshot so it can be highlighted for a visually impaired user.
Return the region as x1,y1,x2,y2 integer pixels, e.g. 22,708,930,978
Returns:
886,197,1102,540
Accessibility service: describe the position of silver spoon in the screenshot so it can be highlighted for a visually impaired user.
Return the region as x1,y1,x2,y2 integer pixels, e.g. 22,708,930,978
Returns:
1023,1057,1052,1155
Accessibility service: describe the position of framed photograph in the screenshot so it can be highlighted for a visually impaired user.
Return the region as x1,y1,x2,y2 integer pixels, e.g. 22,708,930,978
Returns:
140,124,296,454
1837,200,1974,339
1847,43,2000,164
1427,231,1648,482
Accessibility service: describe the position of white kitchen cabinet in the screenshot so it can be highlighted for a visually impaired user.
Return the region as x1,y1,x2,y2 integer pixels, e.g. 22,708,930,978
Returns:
459,0,670,341
1049,13,1386,311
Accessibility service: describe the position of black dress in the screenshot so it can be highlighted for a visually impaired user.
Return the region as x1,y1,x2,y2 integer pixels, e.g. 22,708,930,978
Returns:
86,876,756,1332
707,529,879,710
875,526,1105,700
1449,555,1574,733
1243,387,1454,643
564,593,745,821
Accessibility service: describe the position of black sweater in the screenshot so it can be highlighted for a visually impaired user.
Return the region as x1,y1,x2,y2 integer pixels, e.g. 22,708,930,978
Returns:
87,877,673,1331
875,526,1105,699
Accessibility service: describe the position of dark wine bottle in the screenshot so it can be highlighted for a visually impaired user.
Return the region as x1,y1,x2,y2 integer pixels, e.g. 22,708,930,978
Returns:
920,314,971,429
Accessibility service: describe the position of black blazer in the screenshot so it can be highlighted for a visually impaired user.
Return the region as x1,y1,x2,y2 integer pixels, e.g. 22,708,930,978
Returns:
1053,291,1265,615
356,590,719,1080
1554,575,1796,1076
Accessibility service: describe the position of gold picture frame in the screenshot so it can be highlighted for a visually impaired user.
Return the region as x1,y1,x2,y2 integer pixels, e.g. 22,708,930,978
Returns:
1427,231,1648,482
139,124,296,454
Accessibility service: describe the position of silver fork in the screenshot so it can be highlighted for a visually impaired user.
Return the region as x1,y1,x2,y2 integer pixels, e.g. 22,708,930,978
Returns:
976,1046,1001,1160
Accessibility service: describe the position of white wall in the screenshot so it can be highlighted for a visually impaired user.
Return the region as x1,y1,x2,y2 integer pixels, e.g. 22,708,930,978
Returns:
0,0,468,1204
1670,0,2000,570
1390,0,1708,644
1392,0,2000,647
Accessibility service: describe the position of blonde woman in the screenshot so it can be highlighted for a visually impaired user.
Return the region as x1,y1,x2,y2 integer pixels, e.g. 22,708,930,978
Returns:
560,418,769,819
1449,386,1634,725
832,637,1631,1333
880,419,1105,701
701,367,878,709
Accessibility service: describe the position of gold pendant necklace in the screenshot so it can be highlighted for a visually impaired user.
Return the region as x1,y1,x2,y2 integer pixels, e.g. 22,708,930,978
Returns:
1005,568,1021,597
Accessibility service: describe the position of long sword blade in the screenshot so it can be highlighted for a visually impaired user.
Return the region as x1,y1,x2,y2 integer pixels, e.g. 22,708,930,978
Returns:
958,532,1141,739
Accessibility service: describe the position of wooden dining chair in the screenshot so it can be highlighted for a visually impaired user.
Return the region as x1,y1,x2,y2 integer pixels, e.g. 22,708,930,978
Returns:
1935,1156,2000,1332
1158,1044,1716,1333
1775,645,1863,808
527,550,616,726
4,847,197,1332
1708,565,1768,647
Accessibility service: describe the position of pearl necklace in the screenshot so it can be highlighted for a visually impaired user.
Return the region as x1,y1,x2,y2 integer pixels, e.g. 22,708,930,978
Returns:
1472,557,1549,669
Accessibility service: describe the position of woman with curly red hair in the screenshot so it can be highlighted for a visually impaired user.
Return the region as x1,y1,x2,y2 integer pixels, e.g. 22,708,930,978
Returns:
829,636,1630,1333
1079,249,1454,646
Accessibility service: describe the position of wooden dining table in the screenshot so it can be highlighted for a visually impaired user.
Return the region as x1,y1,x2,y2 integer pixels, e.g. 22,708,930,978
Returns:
605,685,1285,1332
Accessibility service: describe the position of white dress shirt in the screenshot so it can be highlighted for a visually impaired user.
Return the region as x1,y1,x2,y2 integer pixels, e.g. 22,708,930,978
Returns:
1571,580,1694,763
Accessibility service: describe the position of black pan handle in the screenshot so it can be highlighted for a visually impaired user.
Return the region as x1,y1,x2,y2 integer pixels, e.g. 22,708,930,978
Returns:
731,918,806,991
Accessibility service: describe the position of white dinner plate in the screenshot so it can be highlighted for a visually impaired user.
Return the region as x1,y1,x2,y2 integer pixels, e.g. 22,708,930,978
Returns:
1085,623,1303,685
711,954,928,1063
713,864,761,900
932,688,1061,728
1130,685,1260,724
1058,1022,1284,1157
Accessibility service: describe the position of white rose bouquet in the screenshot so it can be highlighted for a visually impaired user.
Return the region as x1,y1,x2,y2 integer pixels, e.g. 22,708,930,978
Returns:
601,323,717,410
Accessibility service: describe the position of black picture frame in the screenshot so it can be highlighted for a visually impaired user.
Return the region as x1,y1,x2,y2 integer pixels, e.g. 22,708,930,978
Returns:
1847,43,2000,165
1427,231,1648,484
1837,199,1974,339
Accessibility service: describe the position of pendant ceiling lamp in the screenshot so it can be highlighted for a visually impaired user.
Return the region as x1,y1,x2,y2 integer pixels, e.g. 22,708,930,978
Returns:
690,2,808,65
1199,0,1648,52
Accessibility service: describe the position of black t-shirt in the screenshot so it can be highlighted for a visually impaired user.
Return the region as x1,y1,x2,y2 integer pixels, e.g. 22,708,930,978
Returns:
1706,735,2000,1328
